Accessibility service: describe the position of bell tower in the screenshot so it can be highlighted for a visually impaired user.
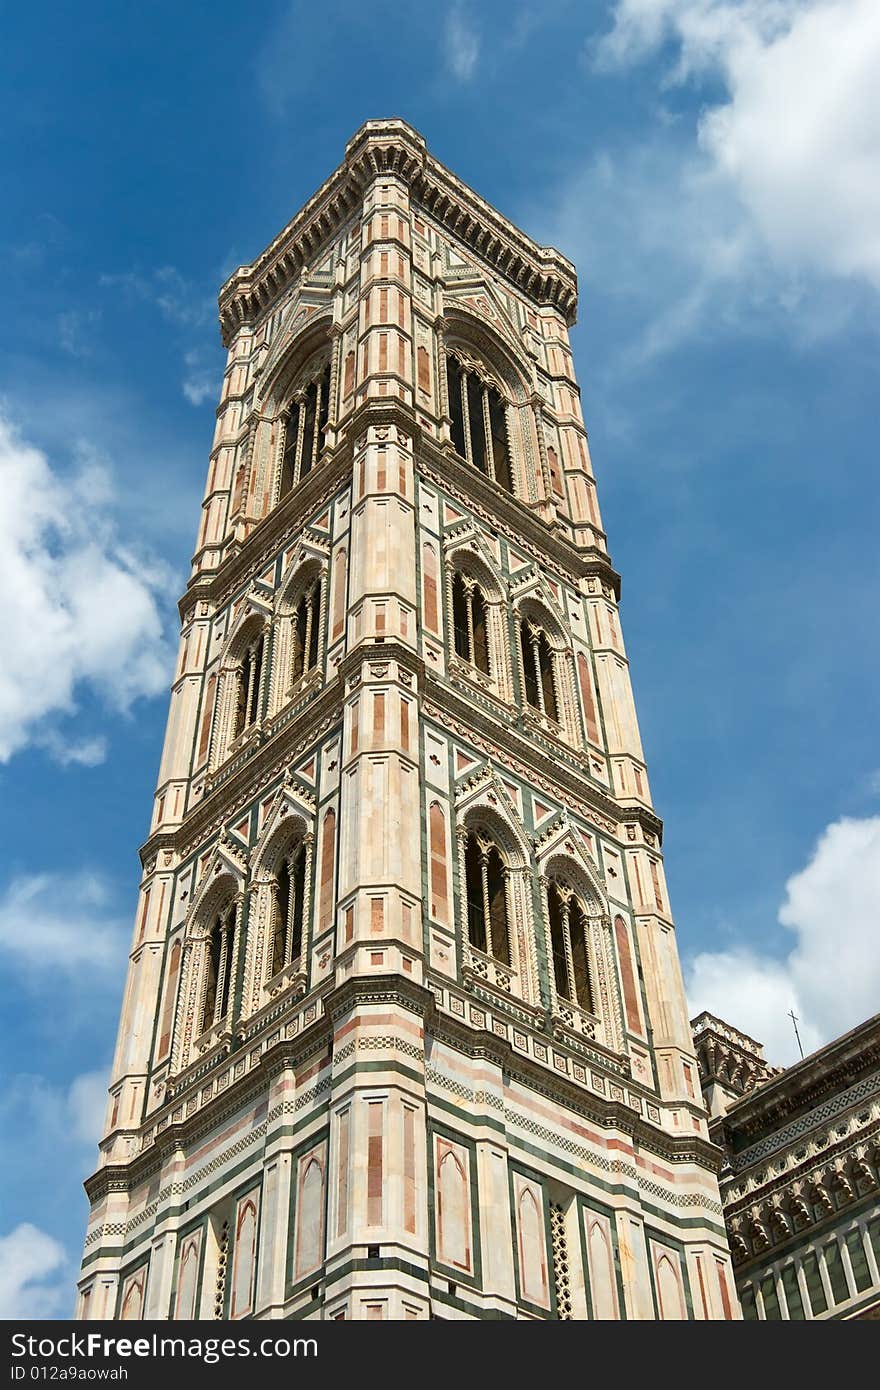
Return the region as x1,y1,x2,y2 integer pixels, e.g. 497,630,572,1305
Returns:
77,119,735,1321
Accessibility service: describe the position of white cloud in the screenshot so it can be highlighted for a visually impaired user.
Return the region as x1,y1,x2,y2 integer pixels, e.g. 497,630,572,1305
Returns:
595,0,880,289
0,1068,110,1150
0,409,175,762
0,872,127,976
0,1071,109,1318
100,266,212,329
36,730,108,766
182,348,219,407
0,1224,68,1319
57,309,101,358
446,3,480,81
67,1070,110,1146
686,815,880,1064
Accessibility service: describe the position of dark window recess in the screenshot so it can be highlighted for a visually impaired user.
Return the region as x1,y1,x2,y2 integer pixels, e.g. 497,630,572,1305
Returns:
233,635,264,739
547,883,593,1012
824,1241,850,1304
280,362,331,496
802,1251,828,1315
464,832,510,965
781,1265,805,1320
844,1230,871,1293
760,1274,781,1320
201,904,235,1033
452,572,490,675
445,354,513,494
291,579,322,682
268,842,306,979
519,620,558,722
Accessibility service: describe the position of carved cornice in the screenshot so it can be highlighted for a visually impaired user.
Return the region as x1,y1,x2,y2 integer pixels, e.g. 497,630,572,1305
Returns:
180,397,621,631
721,1013,880,1141
181,446,352,624
84,970,723,1209
720,1117,880,1269
218,119,578,345
139,677,344,869
422,678,627,839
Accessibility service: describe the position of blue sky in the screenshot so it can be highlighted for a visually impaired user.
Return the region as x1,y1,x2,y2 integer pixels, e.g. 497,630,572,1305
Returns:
1,0,878,1316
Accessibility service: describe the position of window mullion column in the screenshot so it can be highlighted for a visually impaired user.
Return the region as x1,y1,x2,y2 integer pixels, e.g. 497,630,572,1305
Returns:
310,383,321,471
283,857,294,968
244,646,257,727
303,590,315,672
460,370,472,467
214,918,230,1025
530,630,546,714
480,851,494,960
292,609,303,682
465,584,476,667
293,393,306,485
482,386,496,482
562,894,577,1004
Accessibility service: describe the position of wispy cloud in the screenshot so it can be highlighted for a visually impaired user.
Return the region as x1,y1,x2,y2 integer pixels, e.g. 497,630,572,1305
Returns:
686,815,880,1064
446,3,480,82
182,348,219,407
537,0,880,365
57,309,102,359
0,1224,68,1319
100,265,213,329
0,873,128,977
36,731,108,767
0,408,176,763
593,0,880,287
0,1069,110,1317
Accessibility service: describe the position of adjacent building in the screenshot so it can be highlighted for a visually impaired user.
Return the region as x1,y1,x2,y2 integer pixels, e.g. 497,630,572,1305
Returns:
77,119,735,1321
694,1010,880,1319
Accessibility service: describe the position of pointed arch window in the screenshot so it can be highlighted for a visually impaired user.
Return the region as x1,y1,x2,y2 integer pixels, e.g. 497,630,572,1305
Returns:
519,618,558,723
446,354,513,494
269,841,307,978
233,633,265,739
464,831,510,965
201,901,237,1033
546,881,593,1013
452,572,490,675
281,361,331,495
291,575,323,683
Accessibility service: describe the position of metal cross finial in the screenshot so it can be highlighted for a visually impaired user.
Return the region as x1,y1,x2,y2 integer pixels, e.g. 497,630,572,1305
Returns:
788,1009,804,1060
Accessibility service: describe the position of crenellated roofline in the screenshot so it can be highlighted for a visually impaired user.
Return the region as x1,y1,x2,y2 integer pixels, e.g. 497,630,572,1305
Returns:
218,118,578,345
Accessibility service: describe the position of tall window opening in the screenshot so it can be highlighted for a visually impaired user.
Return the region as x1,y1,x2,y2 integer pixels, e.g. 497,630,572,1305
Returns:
519,619,558,722
464,831,510,965
269,841,307,978
445,354,513,493
233,633,265,739
201,901,236,1033
546,881,593,1012
452,572,490,675
281,362,331,495
291,576,322,683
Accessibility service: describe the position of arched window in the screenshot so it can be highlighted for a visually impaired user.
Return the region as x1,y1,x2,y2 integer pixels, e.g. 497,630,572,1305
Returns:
546,880,593,1012
291,576,322,683
451,572,490,675
268,841,307,978
233,632,265,739
201,900,237,1033
281,362,331,495
446,354,513,493
464,831,510,965
519,618,558,722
